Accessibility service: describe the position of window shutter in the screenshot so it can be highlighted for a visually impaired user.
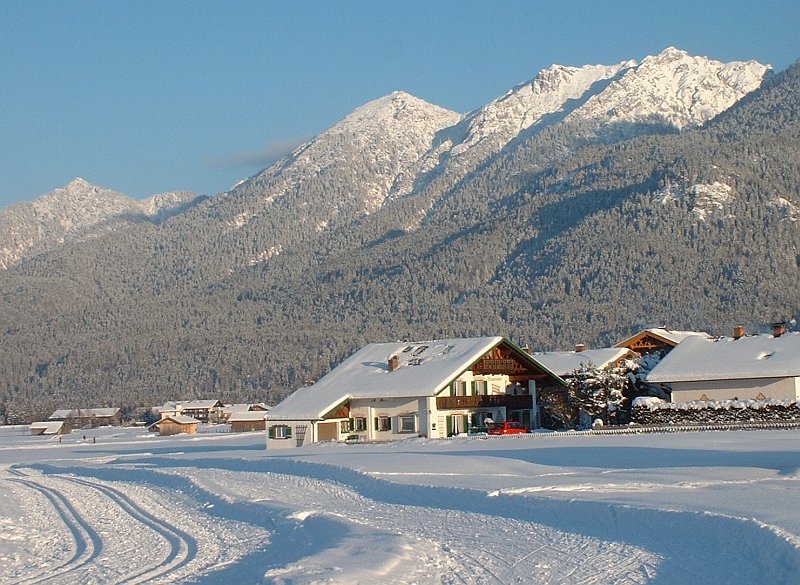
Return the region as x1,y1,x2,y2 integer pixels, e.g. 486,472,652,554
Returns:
287,426,292,438
388,417,392,431
374,417,379,431
268,426,275,439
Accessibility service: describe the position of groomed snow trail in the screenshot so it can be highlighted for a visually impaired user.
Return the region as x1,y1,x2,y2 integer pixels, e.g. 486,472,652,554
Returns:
0,465,270,584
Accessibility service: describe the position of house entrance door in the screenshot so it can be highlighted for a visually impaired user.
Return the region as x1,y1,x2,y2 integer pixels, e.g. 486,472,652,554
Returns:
446,414,468,436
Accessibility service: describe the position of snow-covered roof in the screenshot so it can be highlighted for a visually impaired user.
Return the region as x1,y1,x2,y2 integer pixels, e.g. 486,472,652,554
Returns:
615,328,710,349
159,415,200,425
223,403,270,415
647,333,800,383
30,421,65,434
158,400,222,412
222,403,254,414
533,348,633,376
228,411,268,422
49,408,120,420
267,337,554,421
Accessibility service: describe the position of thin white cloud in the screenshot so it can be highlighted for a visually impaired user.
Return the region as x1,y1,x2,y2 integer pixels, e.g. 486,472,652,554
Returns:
204,137,309,169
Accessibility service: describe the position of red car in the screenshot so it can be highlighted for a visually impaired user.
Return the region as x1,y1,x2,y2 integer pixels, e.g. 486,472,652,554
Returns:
487,421,528,435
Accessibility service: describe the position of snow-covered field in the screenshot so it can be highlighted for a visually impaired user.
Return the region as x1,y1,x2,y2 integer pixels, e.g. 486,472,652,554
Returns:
2,426,800,584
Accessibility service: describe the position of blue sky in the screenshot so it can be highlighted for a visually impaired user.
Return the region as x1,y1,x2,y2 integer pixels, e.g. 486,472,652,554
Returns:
1,1,798,208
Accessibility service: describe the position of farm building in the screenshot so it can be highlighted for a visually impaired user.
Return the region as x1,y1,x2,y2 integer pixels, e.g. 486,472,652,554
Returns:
150,415,199,436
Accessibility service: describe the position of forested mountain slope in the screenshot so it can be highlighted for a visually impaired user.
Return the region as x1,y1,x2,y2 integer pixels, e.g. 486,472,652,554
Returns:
0,179,199,270
0,52,795,423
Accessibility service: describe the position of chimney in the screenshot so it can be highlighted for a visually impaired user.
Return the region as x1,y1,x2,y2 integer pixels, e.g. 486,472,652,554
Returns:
733,325,745,340
388,355,399,372
575,343,587,352
772,322,786,338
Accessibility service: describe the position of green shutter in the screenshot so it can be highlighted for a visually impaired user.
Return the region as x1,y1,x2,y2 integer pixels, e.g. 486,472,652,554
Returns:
268,426,275,439
286,426,292,438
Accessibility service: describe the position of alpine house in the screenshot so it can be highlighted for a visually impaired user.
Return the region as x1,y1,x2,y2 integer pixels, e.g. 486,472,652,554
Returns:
647,328,800,403
265,337,565,449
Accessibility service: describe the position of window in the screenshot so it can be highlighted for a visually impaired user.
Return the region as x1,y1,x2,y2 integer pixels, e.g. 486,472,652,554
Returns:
269,425,292,439
473,380,488,395
340,420,351,433
375,415,392,432
453,381,467,396
399,415,416,433
353,416,367,432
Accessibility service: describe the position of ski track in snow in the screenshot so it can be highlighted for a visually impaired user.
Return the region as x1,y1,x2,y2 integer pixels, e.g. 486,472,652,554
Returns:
1,463,270,585
7,470,104,585
2,430,800,584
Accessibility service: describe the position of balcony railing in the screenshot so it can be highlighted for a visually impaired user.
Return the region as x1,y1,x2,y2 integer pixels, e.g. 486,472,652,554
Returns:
436,394,533,410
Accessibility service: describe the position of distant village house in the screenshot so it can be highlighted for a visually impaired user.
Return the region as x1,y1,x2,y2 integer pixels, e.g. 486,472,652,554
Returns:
158,400,224,423
149,415,199,436
48,407,122,428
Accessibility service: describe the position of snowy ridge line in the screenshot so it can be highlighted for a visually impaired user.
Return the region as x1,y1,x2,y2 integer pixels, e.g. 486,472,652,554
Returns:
453,420,800,440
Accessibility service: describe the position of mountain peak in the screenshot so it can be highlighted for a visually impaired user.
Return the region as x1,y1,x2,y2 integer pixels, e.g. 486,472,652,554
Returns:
339,91,458,129
567,48,770,129
52,178,119,202
67,177,91,188
652,46,690,60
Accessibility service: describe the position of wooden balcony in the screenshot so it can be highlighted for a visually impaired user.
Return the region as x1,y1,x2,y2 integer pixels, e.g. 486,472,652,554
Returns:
436,394,533,410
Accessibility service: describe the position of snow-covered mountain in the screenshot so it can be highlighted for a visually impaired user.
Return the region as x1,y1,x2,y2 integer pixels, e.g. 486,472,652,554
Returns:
429,60,635,167
234,48,769,217
565,47,770,130
0,178,198,269
2,48,770,273
199,92,462,268
202,48,770,261
220,91,461,222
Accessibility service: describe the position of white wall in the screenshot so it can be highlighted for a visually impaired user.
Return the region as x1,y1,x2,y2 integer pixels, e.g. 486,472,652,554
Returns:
349,397,424,441
265,420,313,450
669,377,799,403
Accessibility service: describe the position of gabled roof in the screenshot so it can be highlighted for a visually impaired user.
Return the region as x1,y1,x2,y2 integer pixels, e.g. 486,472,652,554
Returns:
49,407,120,420
30,421,65,434
533,348,634,377
647,333,800,383
267,337,562,421
228,411,269,422
152,414,200,427
615,328,710,352
222,403,270,415
158,400,223,412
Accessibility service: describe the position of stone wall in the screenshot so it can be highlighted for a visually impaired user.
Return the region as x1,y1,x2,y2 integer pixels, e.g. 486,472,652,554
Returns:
632,399,800,426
